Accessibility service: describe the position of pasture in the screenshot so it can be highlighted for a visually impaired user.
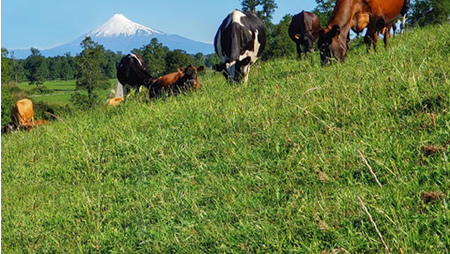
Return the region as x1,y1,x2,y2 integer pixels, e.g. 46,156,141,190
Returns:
2,24,449,252
16,79,116,106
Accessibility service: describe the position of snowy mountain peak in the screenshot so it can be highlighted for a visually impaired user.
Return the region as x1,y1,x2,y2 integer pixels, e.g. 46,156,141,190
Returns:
88,14,162,38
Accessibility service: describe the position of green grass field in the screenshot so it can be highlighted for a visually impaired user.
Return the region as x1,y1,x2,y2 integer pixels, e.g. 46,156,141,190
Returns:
16,79,116,106
2,24,449,253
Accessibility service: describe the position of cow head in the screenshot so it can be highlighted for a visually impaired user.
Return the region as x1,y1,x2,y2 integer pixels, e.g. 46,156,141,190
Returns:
2,122,16,134
318,25,347,65
294,32,315,53
213,57,252,84
178,65,205,89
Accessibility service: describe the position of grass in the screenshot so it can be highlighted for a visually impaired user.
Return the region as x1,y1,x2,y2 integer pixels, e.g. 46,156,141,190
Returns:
2,24,449,253
16,79,116,106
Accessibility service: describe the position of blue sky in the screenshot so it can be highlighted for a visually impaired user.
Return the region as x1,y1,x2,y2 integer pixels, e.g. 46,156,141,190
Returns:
2,0,317,50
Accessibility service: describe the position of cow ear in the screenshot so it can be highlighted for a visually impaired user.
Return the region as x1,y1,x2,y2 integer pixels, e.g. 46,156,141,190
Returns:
329,25,340,38
213,63,225,72
177,68,184,74
197,66,205,72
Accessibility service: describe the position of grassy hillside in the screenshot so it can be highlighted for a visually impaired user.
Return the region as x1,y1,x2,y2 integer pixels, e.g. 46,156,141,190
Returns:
2,24,449,252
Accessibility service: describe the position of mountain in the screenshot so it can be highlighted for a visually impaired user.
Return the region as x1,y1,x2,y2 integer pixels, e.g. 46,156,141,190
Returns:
12,14,214,59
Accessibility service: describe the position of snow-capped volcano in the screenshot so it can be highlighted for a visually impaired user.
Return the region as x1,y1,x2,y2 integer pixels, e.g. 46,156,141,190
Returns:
12,14,213,58
88,14,162,37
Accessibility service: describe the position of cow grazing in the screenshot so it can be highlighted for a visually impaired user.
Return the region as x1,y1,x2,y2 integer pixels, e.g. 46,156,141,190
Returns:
117,53,155,99
318,0,407,64
288,11,322,59
149,65,205,98
11,99,34,128
213,10,266,83
107,97,124,106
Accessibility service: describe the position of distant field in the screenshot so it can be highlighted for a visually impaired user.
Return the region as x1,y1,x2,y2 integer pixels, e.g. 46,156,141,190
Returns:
17,79,77,91
17,79,116,105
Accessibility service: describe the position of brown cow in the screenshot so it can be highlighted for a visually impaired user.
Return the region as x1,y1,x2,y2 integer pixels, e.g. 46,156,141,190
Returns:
149,65,205,98
288,11,322,59
11,99,34,128
318,0,408,64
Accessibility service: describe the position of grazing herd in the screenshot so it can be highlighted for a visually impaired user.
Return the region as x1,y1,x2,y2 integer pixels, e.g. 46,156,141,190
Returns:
4,2,411,133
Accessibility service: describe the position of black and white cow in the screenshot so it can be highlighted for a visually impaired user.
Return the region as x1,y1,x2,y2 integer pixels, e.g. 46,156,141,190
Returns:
213,10,266,83
117,53,154,99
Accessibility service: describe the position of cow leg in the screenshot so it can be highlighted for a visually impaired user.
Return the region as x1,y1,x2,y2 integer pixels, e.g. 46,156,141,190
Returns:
364,22,377,53
122,84,129,101
243,65,250,83
296,43,302,60
392,22,397,37
374,31,379,52
383,27,390,49
401,15,406,35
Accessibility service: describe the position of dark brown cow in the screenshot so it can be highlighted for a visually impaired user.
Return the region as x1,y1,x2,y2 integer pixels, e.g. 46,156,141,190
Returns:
318,0,408,64
149,65,205,98
117,53,155,99
288,11,322,59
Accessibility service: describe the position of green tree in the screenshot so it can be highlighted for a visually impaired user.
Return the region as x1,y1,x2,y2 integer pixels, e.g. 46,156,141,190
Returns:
411,0,450,26
241,0,278,23
313,0,336,27
1,48,13,84
205,54,221,68
193,53,206,67
165,49,192,73
103,50,122,79
71,37,109,109
137,38,170,77
61,53,75,80
263,14,296,60
23,48,48,86
48,56,63,80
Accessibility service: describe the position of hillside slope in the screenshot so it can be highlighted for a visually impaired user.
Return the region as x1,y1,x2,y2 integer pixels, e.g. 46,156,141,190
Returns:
2,24,449,252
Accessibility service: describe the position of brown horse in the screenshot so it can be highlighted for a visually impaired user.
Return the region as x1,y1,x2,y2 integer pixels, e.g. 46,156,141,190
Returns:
318,0,407,64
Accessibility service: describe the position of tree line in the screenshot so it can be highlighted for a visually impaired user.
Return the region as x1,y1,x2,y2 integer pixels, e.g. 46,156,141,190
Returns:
1,39,219,86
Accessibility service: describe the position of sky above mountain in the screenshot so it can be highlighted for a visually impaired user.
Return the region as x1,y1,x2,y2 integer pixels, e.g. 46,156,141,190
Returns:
2,0,317,50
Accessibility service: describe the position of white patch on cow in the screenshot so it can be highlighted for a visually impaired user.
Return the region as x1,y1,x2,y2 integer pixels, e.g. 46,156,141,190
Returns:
239,29,261,63
232,10,246,27
242,64,250,83
226,61,236,82
130,53,143,68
